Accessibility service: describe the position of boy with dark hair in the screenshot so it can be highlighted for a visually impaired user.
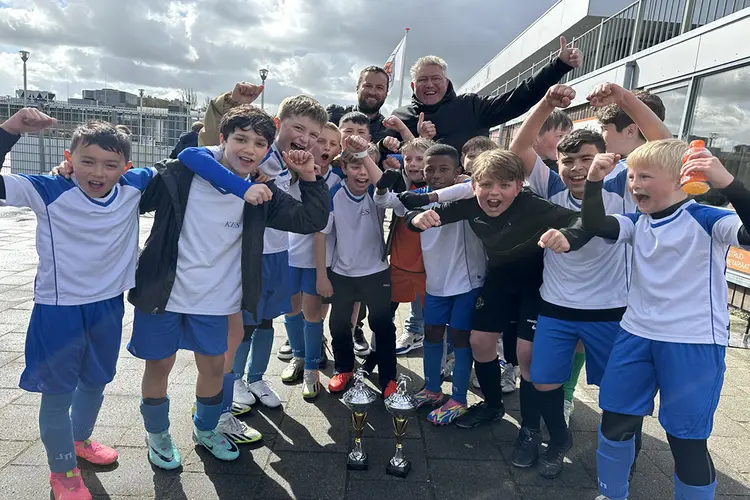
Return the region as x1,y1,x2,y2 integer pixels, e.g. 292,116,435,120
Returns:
509,84,671,478
0,119,150,500
405,149,591,460
596,89,666,176
461,136,498,174
386,144,485,424
535,109,574,172
129,104,330,468
574,140,748,500
201,94,329,432
339,111,372,143
318,136,399,397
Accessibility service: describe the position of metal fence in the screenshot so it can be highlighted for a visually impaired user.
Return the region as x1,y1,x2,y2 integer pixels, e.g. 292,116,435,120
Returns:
490,0,750,97
0,98,201,175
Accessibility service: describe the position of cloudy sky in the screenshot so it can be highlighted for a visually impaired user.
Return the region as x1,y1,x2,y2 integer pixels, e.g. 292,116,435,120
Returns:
0,0,556,115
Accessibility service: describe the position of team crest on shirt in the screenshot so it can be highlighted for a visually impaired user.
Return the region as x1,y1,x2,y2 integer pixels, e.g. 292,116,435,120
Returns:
475,296,484,309
361,208,371,216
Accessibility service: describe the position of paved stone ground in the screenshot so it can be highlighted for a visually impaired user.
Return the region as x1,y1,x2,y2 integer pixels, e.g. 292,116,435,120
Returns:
0,208,749,500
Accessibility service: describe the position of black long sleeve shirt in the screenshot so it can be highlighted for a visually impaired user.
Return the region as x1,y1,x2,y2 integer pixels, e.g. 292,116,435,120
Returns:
404,189,592,292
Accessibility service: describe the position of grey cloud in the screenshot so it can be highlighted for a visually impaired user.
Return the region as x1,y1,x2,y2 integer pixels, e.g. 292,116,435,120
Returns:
0,0,556,111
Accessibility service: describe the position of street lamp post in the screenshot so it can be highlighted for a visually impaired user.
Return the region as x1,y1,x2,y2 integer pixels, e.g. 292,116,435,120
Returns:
259,68,268,110
19,50,29,106
138,89,144,143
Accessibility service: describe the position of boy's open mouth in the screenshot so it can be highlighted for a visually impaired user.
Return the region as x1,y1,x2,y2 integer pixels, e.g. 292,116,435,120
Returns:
291,142,305,151
239,155,255,167
88,180,104,192
487,199,502,209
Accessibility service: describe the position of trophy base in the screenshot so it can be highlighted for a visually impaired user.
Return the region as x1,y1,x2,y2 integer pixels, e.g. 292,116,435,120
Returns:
386,459,411,478
346,453,369,471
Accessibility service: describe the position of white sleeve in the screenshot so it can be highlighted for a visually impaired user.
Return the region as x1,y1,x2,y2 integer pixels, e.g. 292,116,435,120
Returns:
373,190,406,216
319,213,335,235
612,213,638,244
436,181,474,202
0,174,51,213
712,213,743,247
526,155,550,199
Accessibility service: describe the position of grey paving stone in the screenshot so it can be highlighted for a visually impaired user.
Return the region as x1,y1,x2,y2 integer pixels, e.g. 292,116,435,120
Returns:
345,480,432,500
519,485,598,500
80,446,176,498
257,450,347,499
274,416,349,453
422,417,504,461
0,403,46,441
0,440,32,469
0,464,56,499
429,458,518,497
0,333,28,354
166,471,261,500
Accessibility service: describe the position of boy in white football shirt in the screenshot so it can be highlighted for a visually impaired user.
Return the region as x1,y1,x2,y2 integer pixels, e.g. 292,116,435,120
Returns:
0,119,152,500
573,140,750,500
129,105,330,468
509,84,671,478
318,136,399,398
376,144,485,425
281,122,343,398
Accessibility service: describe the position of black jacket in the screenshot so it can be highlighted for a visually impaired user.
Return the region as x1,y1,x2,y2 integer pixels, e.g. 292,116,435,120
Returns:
325,104,389,143
169,131,199,159
0,128,20,168
405,189,591,292
390,58,573,153
129,160,330,316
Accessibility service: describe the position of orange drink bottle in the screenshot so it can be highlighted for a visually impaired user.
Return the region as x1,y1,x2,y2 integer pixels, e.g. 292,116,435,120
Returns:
680,140,711,195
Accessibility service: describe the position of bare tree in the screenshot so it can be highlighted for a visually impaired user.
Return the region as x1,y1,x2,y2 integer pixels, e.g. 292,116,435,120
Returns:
180,87,198,110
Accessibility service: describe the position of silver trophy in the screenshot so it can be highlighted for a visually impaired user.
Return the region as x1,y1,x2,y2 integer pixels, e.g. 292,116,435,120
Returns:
384,374,418,477
341,369,377,470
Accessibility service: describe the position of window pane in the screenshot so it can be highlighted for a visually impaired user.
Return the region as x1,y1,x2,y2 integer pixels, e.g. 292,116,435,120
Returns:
687,65,750,190
653,86,688,138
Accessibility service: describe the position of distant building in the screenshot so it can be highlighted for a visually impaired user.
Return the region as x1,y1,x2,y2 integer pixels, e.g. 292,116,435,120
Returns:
81,88,138,107
15,90,55,102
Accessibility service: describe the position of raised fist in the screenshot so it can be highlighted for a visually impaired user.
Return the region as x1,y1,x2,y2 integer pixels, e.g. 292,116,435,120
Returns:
1,107,56,135
544,85,576,109
231,82,264,105
586,83,626,108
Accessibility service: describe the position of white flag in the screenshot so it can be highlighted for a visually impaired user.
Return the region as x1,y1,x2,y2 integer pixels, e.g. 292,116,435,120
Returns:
384,35,406,84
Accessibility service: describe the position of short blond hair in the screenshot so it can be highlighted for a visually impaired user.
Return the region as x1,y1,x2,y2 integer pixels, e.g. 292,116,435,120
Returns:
627,139,688,177
472,149,525,184
340,142,380,166
401,137,434,154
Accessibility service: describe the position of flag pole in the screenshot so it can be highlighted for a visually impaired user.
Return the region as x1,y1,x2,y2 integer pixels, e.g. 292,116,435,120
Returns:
397,27,410,107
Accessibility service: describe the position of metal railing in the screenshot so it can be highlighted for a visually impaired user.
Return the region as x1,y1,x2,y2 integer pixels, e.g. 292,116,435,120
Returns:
490,0,750,97
0,98,201,175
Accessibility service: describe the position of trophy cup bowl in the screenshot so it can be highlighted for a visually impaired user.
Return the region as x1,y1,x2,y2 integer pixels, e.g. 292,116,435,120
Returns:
342,369,377,470
384,375,418,478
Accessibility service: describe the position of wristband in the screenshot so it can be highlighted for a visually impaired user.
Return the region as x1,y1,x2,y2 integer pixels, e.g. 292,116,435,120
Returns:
352,150,368,159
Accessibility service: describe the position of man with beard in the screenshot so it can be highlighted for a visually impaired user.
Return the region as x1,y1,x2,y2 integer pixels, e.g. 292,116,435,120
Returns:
389,37,583,154
326,66,397,143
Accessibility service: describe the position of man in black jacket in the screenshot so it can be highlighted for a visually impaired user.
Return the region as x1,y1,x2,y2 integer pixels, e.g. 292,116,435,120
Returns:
169,121,204,159
390,37,582,153
326,66,410,143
